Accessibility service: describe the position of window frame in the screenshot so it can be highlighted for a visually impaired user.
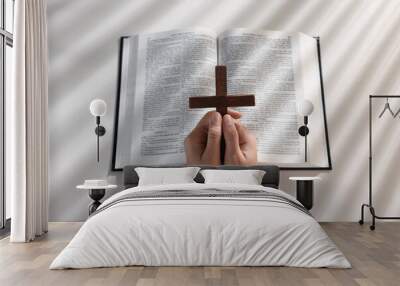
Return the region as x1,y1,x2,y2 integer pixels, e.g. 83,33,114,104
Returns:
0,0,13,231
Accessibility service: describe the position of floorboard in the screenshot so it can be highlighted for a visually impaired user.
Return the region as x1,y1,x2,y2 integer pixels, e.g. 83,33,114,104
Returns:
0,222,399,286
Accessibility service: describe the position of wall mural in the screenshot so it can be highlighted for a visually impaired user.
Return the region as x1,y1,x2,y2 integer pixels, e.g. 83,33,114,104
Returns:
113,28,331,170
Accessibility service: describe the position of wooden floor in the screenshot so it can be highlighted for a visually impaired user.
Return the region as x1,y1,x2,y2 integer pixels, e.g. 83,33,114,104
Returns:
0,222,399,286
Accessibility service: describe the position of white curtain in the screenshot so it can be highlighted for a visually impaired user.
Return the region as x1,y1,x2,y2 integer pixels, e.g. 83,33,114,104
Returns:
7,0,49,242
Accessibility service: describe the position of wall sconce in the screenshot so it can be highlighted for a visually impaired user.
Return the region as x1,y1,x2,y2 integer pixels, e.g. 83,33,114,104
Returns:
89,99,107,162
297,99,314,162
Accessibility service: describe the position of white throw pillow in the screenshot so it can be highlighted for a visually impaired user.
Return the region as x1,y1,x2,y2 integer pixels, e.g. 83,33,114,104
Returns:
200,169,266,185
135,167,200,186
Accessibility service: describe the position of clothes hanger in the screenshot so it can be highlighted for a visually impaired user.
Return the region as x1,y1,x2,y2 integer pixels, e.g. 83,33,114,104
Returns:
378,97,395,118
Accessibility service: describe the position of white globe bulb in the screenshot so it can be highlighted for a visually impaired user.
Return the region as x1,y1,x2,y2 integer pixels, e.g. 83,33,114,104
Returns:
89,99,107,117
297,99,314,116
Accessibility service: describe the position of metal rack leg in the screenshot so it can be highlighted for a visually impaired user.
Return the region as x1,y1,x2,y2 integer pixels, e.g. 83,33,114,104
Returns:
359,202,400,231
359,203,376,230
359,204,368,225
369,206,376,231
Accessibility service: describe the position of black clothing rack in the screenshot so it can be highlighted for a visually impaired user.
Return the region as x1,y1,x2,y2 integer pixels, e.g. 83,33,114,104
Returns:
359,95,400,230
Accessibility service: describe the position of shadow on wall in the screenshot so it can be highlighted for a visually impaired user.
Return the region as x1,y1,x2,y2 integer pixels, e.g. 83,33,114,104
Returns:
48,0,400,221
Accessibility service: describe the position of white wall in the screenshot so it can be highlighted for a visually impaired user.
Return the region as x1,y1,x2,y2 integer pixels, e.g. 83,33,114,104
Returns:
47,0,400,222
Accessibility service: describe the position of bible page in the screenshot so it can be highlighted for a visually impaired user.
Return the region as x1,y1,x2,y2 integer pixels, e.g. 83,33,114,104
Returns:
218,29,305,165
295,33,330,168
115,28,217,167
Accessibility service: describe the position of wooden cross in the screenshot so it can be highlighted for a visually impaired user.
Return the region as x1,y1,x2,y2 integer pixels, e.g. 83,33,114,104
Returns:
189,65,255,163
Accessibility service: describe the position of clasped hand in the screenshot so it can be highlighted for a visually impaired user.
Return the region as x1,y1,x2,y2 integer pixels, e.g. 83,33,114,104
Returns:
185,110,257,165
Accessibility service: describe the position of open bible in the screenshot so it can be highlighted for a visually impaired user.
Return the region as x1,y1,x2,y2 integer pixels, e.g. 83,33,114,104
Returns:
114,28,330,169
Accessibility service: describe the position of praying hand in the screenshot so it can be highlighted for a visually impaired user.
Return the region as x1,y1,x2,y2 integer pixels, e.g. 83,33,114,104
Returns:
184,110,257,166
